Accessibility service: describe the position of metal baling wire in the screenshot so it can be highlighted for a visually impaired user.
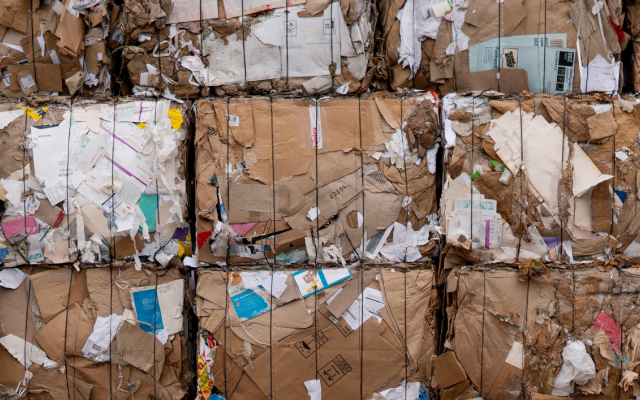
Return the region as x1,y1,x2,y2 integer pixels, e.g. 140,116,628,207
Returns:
399,94,410,252
473,97,487,396
516,97,524,261
358,94,365,400
199,0,206,86
242,0,247,83
617,266,624,400
285,0,289,84
563,95,576,332
18,100,34,398
109,100,117,399
270,95,276,398
617,267,624,400
516,95,531,398
153,272,159,400
314,95,320,386
470,97,475,246
29,0,38,85
224,96,232,398
542,0,547,93
153,98,161,400
497,0,501,93
561,95,567,261
330,0,334,75
226,97,232,267
398,94,409,399
63,99,76,400
611,100,616,236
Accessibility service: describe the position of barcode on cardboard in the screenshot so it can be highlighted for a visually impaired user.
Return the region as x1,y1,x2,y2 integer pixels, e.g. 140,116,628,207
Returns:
318,355,352,386
549,37,565,47
111,28,124,44
226,114,239,126
295,332,328,358
19,74,35,91
308,105,323,149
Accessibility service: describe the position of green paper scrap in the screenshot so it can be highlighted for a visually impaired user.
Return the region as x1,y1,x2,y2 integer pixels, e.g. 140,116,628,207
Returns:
139,194,158,233
491,160,506,172
470,171,480,179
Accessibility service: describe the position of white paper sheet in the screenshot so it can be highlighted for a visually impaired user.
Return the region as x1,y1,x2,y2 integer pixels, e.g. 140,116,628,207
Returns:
82,314,122,361
0,268,27,289
340,288,386,330
204,3,344,86
0,334,47,368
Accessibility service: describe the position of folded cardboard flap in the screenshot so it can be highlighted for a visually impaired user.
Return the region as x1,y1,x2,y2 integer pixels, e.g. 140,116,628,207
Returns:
8,64,63,93
326,270,378,318
440,380,471,400
455,69,529,94
433,352,468,389
113,321,165,377
35,302,93,361
31,268,73,322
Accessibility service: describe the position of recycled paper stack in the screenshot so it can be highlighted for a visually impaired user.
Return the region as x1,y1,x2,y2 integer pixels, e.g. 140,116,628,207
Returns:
0,0,120,97
439,93,640,265
376,0,627,94
119,0,378,97
194,94,441,265
195,266,436,399
118,0,634,97
0,99,191,267
0,263,190,400
440,264,640,400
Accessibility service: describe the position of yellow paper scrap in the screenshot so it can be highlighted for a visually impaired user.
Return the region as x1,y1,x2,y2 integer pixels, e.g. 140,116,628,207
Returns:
167,109,183,130
19,106,48,122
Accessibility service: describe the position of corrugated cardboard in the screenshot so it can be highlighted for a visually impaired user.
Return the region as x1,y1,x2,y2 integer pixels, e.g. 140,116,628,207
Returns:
113,321,165,378
433,352,468,389
35,302,93,361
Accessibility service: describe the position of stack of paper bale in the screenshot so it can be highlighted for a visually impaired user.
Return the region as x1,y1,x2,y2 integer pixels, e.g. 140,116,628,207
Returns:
375,0,629,94
0,98,192,268
0,0,120,97
195,265,436,399
442,264,640,400
0,263,191,400
438,93,640,266
118,0,378,97
194,93,441,266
